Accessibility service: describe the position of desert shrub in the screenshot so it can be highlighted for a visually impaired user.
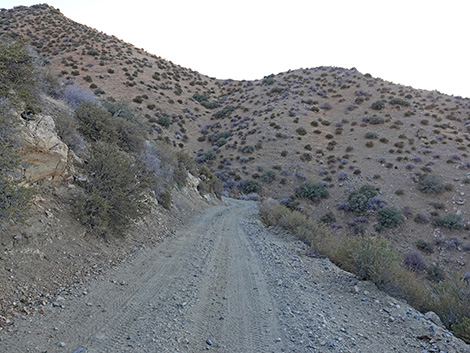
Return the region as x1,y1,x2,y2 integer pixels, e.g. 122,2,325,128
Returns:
114,117,145,154
216,137,227,147
345,235,398,284
377,207,404,229
365,132,378,139
403,251,426,271
199,150,216,162
133,95,143,103
53,112,86,154
75,142,149,236
452,317,470,343
75,102,118,144
62,84,97,109
260,170,276,183
0,38,38,106
348,184,377,212
418,174,444,193
319,211,336,224
242,145,255,154
416,239,434,253
427,264,445,282
157,116,171,128
258,199,327,244
371,101,385,110
296,182,329,202
239,180,260,194
433,277,470,342
156,190,172,209
197,166,223,197
414,213,429,224
296,127,307,136
389,98,410,107
214,105,236,118
369,116,385,124
435,213,463,230
40,70,62,98
262,74,275,85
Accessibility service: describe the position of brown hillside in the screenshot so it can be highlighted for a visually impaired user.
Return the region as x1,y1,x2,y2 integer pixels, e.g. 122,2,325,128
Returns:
3,4,470,289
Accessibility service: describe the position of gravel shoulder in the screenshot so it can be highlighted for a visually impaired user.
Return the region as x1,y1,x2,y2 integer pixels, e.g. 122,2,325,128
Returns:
1,198,468,352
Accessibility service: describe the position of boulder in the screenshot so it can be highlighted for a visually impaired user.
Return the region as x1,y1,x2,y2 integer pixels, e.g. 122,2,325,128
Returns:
20,115,70,182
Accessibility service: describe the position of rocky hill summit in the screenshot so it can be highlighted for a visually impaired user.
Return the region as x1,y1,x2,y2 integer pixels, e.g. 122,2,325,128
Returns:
1,3,470,345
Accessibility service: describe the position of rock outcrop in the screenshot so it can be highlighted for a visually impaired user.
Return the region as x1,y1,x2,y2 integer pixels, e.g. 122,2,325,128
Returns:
20,115,70,182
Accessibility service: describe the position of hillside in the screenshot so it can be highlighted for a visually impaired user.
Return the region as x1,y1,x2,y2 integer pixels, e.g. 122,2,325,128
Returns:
1,3,470,344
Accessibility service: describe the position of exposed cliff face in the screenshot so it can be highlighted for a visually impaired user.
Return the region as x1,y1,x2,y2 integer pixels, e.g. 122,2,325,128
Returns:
19,114,71,183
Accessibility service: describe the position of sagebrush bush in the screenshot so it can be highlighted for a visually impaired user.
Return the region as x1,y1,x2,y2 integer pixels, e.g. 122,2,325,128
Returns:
53,112,87,155
371,101,385,110
260,170,276,183
62,84,97,109
348,184,377,212
435,213,463,230
76,142,149,236
238,180,260,194
377,207,404,229
418,174,444,193
75,102,118,143
0,38,39,107
296,182,328,202
157,116,171,128
433,277,470,342
403,251,426,271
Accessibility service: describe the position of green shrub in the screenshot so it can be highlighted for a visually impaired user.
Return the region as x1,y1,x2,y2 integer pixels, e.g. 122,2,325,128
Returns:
214,105,236,118
418,174,444,193
389,98,410,107
0,38,38,106
348,236,398,283
115,118,145,154
242,145,255,154
348,184,377,212
296,127,307,136
319,211,336,224
433,277,470,341
200,150,216,162
452,317,470,343
416,239,434,254
296,182,329,202
157,190,172,209
260,170,276,183
75,102,118,143
435,213,463,230
157,116,171,128
377,207,404,229
75,142,149,237
370,116,385,124
240,180,260,194
427,264,445,282
371,101,385,110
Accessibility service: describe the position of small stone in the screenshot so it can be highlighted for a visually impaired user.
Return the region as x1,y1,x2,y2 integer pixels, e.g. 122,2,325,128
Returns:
425,312,443,327
72,348,87,353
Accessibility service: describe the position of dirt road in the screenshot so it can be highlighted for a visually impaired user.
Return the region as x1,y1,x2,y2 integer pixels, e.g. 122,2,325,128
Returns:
1,199,468,352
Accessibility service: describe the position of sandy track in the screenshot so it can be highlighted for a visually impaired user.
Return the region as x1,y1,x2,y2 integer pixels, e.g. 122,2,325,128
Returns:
2,199,468,353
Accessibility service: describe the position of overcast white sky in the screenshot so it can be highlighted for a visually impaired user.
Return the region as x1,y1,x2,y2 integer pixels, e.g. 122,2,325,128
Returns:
3,1,470,98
